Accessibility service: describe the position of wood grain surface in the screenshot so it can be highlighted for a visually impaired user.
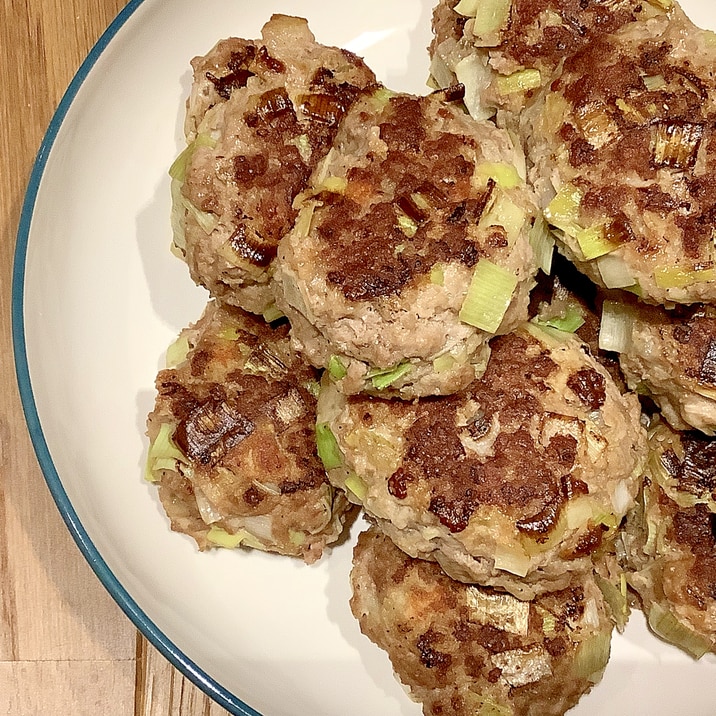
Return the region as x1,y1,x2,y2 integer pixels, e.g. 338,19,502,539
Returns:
0,1,230,714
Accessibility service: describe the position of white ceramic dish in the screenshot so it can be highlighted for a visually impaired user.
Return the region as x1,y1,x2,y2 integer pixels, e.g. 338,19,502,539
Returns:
12,0,716,714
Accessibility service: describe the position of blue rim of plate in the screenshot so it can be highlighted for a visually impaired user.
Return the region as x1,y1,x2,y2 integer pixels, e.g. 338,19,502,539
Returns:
11,2,259,715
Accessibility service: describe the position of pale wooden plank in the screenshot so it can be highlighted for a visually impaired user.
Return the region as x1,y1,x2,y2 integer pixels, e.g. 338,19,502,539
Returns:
0,660,136,716
136,637,233,716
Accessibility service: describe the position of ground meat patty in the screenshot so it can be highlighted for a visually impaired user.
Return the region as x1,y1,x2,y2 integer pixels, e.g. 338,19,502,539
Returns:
350,526,613,716
274,87,539,398
625,417,716,657
171,15,376,314
145,300,353,563
429,0,655,123
317,323,646,597
523,5,716,305
608,299,716,434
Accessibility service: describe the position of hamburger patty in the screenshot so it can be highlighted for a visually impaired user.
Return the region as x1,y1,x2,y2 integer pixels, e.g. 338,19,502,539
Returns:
317,323,646,597
275,86,539,398
350,526,613,716
145,300,353,563
172,15,376,314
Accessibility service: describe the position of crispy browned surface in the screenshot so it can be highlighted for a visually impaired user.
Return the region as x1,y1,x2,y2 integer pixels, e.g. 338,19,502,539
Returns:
178,16,377,311
147,301,350,561
316,95,491,302
350,527,610,716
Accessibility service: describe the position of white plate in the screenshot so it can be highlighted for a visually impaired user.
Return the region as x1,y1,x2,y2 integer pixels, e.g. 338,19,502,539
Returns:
12,1,716,714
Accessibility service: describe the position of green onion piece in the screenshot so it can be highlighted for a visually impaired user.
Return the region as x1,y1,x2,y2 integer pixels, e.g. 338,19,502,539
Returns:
345,472,368,501
496,68,541,95
327,355,348,380
319,176,348,194
288,529,307,546
454,54,495,122
170,179,188,254
647,603,711,658
474,162,522,189
218,327,240,341
261,304,284,323
594,575,630,632
369,362,413,390
482,191,527,244
529,216,555,274
165,334,191,368
544,184,583,238
315,422,344,470
303,379,321,399
168,133,217,182
537,303,585,333
145,422,187,482
472,0,512,47
573,632,612,682
459,259,518,333
370,86,396,108
430,264,445,286
643,74,666,91
397,213,418,238
654,265,716,289
454,0,480,16
493,542,531,577
576,224,618,260
646,0,672,9
596,254,636,289
207,526,245,549
433,353,456,373
598,300,635,353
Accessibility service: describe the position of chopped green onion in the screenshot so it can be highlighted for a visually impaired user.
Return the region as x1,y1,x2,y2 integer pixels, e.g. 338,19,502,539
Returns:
369,362,413,390
396,213,418,238
536,303,585,333
573,632,612,682
328,355,348,380
544,184,583,238
496,69,542,95
315,422,343,470
168,133,217,182
218,327,240,341
145,422,187,482
474,162,522,189
472,0,512,47
345,472,368,501
453,0,480,16
643,74,666,91
262,304,284,323
595,574,630,632
493,541,531,577
459,259,518,333
430,264,445,286
596,254,636,289
319,176,347,194
598,300,635,353
646,0,672,9
481,191,527,244
433,353,456,373
207,526,245,549
576,224,618,260
454,54,495,122
654,265,716,289
165,334,191,368
647,603,711,659
529,216,555,274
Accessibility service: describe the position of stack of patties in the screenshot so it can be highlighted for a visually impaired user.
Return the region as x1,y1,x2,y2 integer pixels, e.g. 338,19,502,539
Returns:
428,0,716,670
170,14,376,315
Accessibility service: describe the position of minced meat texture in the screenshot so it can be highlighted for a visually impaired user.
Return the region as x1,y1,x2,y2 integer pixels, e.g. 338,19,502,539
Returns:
351,332,601,543
317,95,495,301
551,30,716,262
501,0,644,74
661,430,716,501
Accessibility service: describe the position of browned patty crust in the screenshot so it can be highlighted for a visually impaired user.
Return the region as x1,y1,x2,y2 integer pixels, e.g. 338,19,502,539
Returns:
174,15,377,313
626,420,716,656
525,6,716,304
350,527,612,716
146,301,351,562
613,300,716,433
318,324,646,596
429,0,654,119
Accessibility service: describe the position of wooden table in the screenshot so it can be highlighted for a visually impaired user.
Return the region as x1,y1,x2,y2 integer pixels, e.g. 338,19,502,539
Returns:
0,2,230,713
